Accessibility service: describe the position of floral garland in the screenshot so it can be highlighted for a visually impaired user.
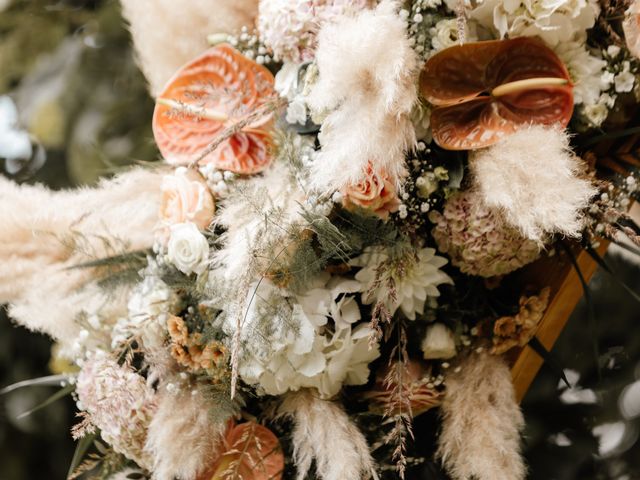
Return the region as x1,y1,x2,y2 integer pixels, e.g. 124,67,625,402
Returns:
2,1,640,480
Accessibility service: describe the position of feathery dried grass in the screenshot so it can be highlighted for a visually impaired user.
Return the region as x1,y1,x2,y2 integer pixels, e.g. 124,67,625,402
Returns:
437,352,525,480
145,386,228,480
212,162,305,282
120,0,259,95
307,0,418,192
470,126,597,242
277,389,377,480
0,169,162,341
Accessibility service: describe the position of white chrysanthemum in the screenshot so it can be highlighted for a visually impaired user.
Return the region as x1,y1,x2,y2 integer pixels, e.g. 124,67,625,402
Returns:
462,0,600,46
257,0,370,63
351,247,453,320
76,352,157,470
233,277,379,398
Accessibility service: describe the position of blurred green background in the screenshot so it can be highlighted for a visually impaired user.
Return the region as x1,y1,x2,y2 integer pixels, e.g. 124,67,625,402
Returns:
0,1,638,479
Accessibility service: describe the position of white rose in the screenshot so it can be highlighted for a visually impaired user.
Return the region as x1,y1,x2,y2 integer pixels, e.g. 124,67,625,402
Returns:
421,323,456,360
166,222,209,275
430,19,461,52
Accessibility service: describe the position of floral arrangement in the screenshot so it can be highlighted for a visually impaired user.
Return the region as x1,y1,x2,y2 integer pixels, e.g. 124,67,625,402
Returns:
2,1,640,480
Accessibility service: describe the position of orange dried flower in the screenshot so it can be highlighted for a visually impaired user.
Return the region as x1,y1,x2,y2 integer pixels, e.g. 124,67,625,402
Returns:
490,287,551,355
153,44,277,174
167,314,227,372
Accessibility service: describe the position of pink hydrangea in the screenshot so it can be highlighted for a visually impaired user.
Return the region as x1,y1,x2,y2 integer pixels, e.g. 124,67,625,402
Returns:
258,0,371,63
429,190,541,278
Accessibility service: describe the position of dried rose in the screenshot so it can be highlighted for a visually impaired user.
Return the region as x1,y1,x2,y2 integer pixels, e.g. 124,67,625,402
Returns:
341,164,401,220
159,167,214,232
153,44,276,174
420,37,573,150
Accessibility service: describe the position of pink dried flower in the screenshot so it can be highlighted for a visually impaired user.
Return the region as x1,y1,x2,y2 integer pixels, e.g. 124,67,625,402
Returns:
76,354,157,469
429,190,541,278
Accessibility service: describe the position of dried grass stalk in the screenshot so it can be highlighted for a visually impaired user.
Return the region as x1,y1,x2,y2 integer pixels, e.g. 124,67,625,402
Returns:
437,352,526,480
277,389,377,480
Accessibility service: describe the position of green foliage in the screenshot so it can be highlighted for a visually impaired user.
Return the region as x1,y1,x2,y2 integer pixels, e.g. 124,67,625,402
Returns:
68,439,133,480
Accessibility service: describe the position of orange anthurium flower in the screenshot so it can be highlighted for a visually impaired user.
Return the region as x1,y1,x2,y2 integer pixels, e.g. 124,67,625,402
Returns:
420,37,574,150
197,421,284,480
153,44,277,174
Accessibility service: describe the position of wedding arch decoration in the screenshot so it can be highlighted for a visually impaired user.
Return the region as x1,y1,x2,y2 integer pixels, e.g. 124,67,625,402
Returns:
1,1,639,479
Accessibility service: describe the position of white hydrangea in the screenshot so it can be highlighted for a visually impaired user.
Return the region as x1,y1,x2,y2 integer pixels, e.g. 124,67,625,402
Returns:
463,0,600,46
555,39,610,105
615,61,636,93
112,271,175,350
554,37,616,127
234,277,379,399
351,247,453,320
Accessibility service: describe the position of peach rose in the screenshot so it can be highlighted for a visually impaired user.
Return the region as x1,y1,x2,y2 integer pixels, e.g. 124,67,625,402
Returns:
624,2,640,59
341,165,400,220
159,167,214,230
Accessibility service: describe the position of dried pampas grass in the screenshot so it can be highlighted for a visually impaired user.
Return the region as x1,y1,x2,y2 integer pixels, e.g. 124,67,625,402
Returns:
120,0,259,95
307,0,418,192
212,162,305,281
277,389,377,480
0,169,162,341
145,386,227,480
437,352,525,480
470,126,597,242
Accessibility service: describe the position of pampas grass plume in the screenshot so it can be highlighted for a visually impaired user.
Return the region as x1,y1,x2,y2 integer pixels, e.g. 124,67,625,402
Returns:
121,0,259,95
470,126,597,242
437,352,525,480
277,389,377,480
307,0,418,192
145,386,226,480
0,169,162,341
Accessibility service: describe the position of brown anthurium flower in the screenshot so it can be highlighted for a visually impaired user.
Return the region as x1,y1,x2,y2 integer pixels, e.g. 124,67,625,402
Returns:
420,37,574,150
153,44,277,174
